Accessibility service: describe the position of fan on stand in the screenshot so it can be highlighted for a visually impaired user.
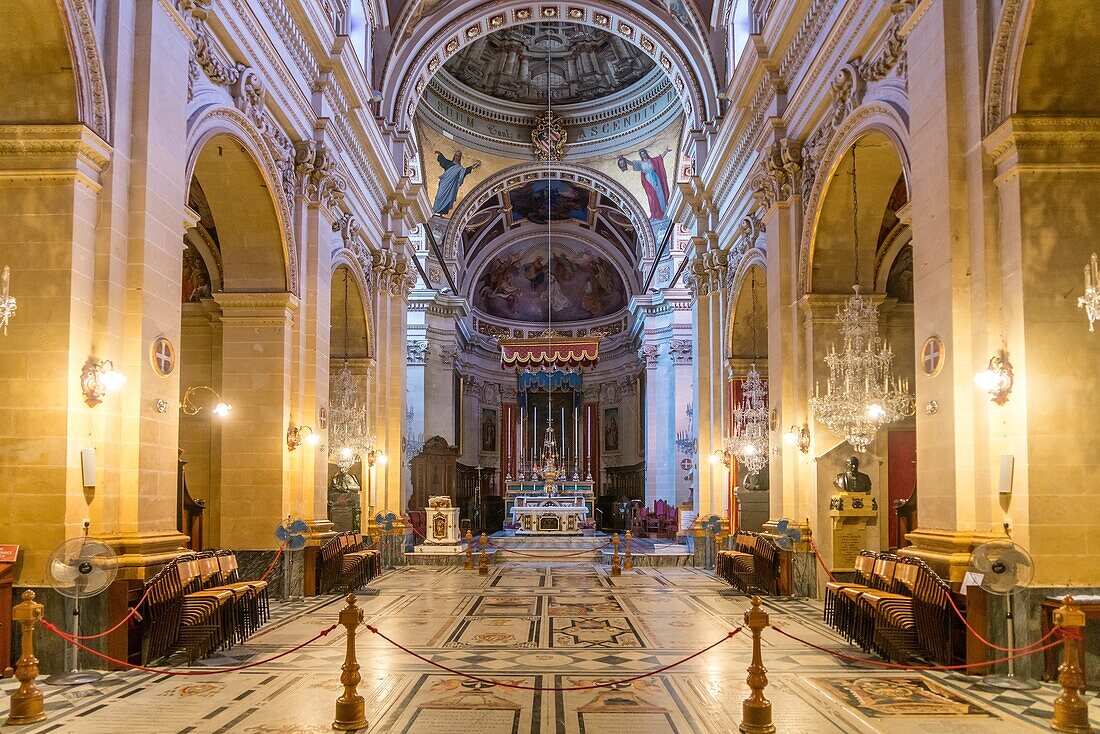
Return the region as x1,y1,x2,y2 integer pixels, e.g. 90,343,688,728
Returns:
968,539,1039,690
276,516,309,602
45,521,118,686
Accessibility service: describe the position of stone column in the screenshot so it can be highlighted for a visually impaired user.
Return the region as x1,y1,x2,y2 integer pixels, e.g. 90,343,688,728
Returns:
985,116,1100,585
691,251,729,520
902,0,1001,579
0,125,113,581
214,292,298,549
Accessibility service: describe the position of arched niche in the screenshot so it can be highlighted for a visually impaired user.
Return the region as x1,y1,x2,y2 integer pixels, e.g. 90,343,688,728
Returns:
189,133,289,292
728,261,768,363
177,132,293,549
807,131,907,296
0,0,102,132
330,264,372,362
1015,0,1100,117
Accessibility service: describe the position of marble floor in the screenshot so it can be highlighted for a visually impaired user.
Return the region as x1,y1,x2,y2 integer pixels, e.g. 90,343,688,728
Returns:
2,564,1095,733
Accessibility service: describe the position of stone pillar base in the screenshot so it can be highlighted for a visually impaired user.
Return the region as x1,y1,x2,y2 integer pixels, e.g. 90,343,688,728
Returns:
898,528,1003,584
99,531,192,581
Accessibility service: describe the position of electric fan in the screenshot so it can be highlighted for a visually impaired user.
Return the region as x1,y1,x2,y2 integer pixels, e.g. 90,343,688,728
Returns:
968,539,1039,690
276,516,309,601
44,521,118,685
772,518,803,551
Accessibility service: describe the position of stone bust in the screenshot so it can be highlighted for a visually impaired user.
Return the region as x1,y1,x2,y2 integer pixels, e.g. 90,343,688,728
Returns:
833,456,872,494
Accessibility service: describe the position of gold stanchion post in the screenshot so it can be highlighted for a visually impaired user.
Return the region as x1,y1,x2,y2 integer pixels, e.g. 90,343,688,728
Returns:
624,531,634,570
6,590,46,726
464,530,473,570
740,596,775,734
611,533,621,576
332,594,367,731
478,532,489,576
1051,596,1092,734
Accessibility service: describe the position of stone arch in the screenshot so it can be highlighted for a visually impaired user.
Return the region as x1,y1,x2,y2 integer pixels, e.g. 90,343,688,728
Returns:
726,253,767,361
985,0,1100,133
799,102,911,296
331,250,375,360
442,161,657,261
0,0,109,139
186,106,298,295
381,0,719,136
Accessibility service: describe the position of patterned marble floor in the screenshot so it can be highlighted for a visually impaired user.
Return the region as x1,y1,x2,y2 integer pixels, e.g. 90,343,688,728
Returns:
1,564,1095,733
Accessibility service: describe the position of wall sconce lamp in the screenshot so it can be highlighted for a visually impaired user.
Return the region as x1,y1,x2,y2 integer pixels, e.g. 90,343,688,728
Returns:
784,424,811,453
81,358,127,407
286,423,320,451
975,354,1014,405
366,447,387,467
181,385,232,417
710,448,731,470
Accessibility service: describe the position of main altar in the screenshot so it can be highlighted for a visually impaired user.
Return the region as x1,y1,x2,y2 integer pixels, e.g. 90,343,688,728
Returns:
504,402,594,535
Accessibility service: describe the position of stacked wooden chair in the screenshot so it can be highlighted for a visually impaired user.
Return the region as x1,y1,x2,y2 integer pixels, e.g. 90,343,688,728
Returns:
716,531,781,595
138,550,275,664
318,531,381,593
823,551,961,665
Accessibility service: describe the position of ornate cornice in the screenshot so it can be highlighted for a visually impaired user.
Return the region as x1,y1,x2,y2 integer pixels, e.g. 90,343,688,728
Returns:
0,124,112,191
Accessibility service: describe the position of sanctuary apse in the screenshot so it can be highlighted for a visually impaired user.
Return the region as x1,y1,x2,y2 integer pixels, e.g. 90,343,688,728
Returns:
1,0,1099,731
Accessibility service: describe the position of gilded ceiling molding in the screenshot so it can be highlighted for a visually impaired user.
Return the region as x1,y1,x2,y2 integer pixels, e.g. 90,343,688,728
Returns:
381,1,719,137
440,161,657,262
57,0,112,142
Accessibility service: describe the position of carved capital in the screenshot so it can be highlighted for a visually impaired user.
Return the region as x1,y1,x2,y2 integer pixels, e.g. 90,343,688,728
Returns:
406,340,429,365
669,339,693,365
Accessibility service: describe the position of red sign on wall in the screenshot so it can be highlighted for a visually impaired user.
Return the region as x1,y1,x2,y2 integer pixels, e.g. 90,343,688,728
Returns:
0,545,19,564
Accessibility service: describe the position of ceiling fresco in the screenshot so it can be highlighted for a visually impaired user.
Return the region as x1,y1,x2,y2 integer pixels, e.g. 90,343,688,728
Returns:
473,240,628,323
441,22,656,106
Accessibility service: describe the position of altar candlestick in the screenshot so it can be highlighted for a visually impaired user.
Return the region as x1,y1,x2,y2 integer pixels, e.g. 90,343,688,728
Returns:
561,407,566,466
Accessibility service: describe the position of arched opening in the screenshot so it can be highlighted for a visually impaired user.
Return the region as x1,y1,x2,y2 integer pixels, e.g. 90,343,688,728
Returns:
0,0,79,125
178,133,292,551
1015,0,1100,117
326,264,373,533
728,262,769,532
808,131,915,554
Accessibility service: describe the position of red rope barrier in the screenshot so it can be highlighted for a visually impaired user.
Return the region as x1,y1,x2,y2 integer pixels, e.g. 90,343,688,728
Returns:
808,540,837,583
486,541,611,558
41,619,337,676
363,623,741,691
770,623,1067,672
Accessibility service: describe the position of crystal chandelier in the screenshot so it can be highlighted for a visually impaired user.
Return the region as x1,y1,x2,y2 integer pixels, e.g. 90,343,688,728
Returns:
328,271,373,472
1078,253,1099,332
0,266,16,334
809,149,914,452
729,273,769,474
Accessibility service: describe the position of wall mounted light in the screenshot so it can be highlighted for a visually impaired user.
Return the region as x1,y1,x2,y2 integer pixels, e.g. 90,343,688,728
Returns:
81,358,126,407
286,423,319,452
181,385,232,417
975,354,1014,405
783,424,811,453
710,448,731,470
366,447,387,467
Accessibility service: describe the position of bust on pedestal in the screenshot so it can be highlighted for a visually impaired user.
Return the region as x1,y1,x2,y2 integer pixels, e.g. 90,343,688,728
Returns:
828,456,878,571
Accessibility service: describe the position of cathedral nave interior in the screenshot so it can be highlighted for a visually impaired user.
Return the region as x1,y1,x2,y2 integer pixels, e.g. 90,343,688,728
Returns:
0,0,1098,732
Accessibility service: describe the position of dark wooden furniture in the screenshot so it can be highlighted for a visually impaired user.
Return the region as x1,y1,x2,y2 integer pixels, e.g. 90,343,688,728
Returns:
177,455,205,550
409,436,458,511
0,550,14,675
893,485,917,549
605,462,645,502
